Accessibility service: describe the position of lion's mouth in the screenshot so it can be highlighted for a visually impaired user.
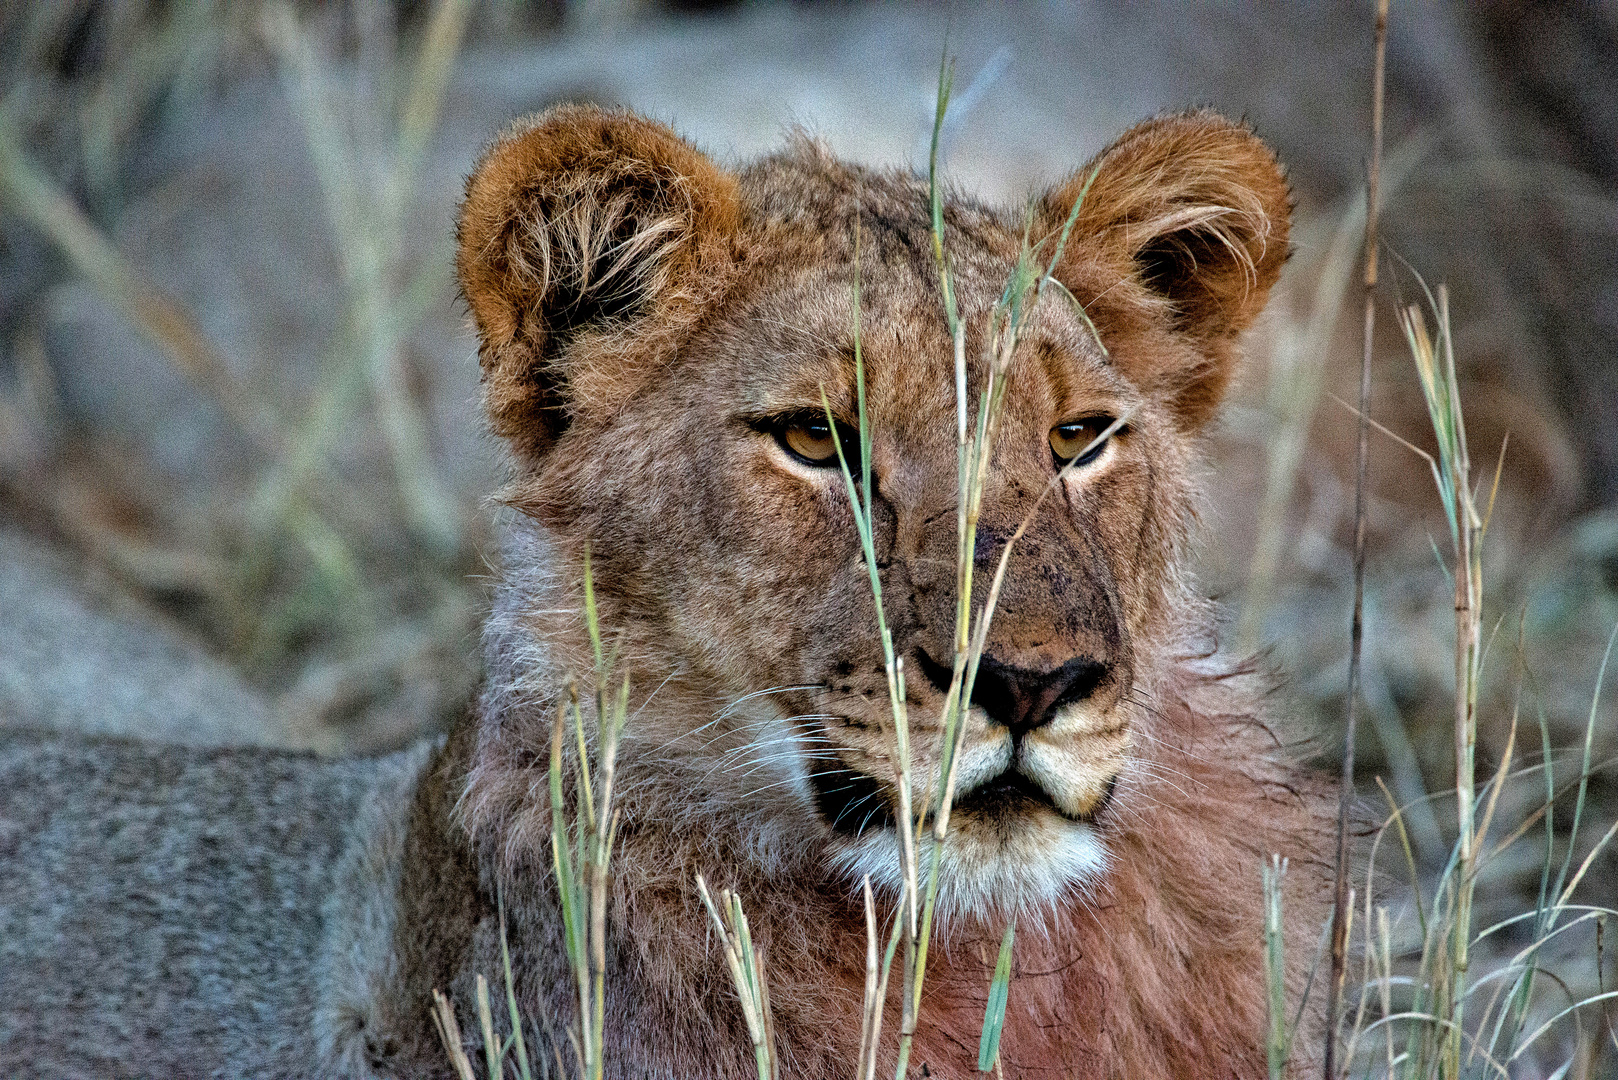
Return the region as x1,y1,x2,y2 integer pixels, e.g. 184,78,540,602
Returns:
952,769,1065,818
810,758,1110,838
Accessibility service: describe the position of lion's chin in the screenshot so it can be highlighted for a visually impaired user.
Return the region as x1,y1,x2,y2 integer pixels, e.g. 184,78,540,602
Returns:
827,807,1109,927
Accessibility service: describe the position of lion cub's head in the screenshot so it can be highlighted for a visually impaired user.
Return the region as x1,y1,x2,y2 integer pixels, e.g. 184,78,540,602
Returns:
457,105,1290,923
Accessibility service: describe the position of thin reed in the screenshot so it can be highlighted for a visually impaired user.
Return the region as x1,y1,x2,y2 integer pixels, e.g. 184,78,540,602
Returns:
1327,3,1388,1071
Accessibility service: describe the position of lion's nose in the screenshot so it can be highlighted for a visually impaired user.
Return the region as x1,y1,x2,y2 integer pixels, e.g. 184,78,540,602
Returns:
971,656,1108,736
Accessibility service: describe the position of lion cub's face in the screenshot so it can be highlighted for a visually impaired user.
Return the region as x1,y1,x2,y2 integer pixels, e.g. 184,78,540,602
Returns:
669,250,1159,919
459,108,1290,921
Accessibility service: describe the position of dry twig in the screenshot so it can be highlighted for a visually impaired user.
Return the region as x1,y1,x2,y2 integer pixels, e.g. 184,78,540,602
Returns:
1326,2,1388,1076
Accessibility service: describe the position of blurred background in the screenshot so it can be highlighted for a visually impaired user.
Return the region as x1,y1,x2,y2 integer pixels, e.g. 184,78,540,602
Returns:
0,0,1614,1057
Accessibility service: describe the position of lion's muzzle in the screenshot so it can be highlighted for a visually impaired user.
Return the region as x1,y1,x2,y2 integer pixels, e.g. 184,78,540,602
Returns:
936,651,1128,822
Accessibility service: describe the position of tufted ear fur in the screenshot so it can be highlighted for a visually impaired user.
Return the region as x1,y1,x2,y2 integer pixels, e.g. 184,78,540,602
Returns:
457,105,743,463
1040,111,1291,428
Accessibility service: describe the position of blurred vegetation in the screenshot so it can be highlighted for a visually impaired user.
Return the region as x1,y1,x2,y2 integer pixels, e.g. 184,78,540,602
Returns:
0,0,559,748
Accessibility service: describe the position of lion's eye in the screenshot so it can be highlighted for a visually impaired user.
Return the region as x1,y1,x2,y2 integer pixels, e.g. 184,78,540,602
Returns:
772,415,858,469
1050,416,1116,467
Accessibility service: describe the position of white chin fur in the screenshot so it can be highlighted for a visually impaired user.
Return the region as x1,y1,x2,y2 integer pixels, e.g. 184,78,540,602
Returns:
828,812,1108,927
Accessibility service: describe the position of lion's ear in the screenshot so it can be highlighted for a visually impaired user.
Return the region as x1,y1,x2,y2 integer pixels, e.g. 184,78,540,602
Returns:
1041,111,1291,428
457,105,743,463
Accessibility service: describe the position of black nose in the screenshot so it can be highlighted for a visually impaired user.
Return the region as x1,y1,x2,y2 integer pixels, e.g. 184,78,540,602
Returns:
913,650,1110,735
970,656,1108,735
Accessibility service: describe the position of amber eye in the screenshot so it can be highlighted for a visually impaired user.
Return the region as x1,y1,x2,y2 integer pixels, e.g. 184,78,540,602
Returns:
1049,416,1116,467
771,415,858,469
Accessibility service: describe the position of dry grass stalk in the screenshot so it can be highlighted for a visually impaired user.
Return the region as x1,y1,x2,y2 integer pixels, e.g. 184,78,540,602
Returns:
260,0,467,556
542,546,630,1080
1399,288,1485,1077
432,988,478,1080
1326,1,1389,1075
856,875,894,1080
696,876,778,1080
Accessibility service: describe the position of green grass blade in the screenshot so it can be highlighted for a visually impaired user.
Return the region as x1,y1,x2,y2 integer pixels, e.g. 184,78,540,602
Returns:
928,45,959,333
977,921,1016,1072
498,890,534,1080
476,973,502,1080
1039,165,1099,285
581,543,605,673
1262,856,1289,1080
1549,621,1618,916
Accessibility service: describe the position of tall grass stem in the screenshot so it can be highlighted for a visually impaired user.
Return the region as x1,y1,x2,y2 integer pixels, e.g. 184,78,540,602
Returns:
1326,2,1388,1075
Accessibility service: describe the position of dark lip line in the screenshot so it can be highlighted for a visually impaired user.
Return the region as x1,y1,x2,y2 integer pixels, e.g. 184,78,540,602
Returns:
951,768,1079,820
801,715,1110,837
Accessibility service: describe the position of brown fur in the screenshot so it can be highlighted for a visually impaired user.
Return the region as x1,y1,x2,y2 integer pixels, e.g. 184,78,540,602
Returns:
457,104,748,464
407,105,1339,1078
0,103,1336,1079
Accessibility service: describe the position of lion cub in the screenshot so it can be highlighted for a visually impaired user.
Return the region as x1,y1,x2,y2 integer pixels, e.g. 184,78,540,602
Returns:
1,105,1334,1077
